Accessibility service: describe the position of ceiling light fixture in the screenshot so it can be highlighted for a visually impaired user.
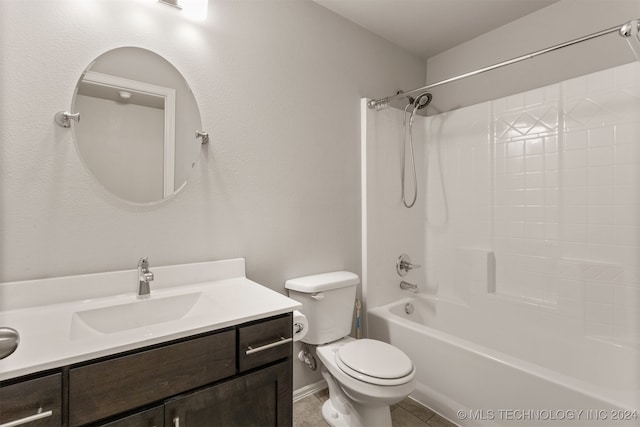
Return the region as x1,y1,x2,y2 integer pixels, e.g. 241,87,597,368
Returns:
158,0,207,21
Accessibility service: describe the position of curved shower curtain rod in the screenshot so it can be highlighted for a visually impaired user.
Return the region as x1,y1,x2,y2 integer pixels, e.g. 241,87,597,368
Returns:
368,19,640,110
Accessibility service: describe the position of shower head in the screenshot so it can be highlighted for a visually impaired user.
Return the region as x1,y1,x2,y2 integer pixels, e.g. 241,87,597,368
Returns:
408,92,433,127
414,92,432,110
402,93,432,209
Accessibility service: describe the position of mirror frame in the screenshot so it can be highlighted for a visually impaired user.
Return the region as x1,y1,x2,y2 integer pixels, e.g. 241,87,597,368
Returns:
69,47,203,205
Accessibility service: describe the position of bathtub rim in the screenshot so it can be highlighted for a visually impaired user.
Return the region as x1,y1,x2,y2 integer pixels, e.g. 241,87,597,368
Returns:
368,294,638,411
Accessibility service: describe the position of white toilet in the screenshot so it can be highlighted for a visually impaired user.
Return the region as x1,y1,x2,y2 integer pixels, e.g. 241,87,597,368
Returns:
285,271,416,427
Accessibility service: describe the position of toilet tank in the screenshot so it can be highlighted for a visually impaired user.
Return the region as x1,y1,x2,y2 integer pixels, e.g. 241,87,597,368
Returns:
285,271,359,345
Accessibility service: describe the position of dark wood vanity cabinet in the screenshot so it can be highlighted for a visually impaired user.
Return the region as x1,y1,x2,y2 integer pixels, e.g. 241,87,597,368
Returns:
69,330,237,426
165,360,292,427
0,372,62,426
0,313,293,427
99,406,164,427
238,315,292,373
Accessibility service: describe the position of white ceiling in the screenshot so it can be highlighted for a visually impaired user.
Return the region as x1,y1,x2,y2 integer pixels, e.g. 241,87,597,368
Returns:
312,0,560,59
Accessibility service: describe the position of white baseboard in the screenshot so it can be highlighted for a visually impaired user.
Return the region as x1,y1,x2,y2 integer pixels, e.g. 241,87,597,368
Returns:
293,379,327,402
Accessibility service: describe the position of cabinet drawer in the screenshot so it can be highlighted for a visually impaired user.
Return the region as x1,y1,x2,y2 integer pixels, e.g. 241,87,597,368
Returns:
0,373,62,426
238,314,292,372
69,330,235,426
99,405,163,427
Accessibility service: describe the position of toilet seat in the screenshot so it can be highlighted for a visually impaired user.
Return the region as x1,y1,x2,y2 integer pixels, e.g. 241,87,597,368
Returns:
336,339,415,386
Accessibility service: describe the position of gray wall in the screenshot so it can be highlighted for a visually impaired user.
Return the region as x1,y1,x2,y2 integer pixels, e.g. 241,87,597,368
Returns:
425,0,640,114
0,0,425,390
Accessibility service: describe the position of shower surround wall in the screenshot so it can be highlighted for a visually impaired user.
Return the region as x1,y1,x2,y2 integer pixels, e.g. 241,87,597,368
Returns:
363,61,640,423
426,62,640,345
361,100,427,313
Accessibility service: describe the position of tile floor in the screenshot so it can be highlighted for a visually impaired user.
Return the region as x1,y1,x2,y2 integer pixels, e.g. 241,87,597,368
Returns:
293,389,458,427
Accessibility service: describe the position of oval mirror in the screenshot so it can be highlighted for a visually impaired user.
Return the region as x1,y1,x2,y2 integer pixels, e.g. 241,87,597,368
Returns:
71,47,203,205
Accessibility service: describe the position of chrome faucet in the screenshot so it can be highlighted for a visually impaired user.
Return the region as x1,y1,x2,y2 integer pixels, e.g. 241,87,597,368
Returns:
396,254,421,277
400,280,418,293
137,257,154,299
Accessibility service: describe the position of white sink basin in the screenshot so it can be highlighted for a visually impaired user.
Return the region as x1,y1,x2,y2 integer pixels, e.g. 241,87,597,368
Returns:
70,292,211,339
0,259,304,382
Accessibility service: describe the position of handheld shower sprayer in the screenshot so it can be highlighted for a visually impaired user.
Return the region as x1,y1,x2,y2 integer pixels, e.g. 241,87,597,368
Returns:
415,92,432,108
402,92,433,208
409,92,432,125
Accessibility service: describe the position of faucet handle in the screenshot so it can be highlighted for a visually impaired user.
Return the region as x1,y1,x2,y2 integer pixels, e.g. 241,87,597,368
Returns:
396,254,421,276
138,257,149,270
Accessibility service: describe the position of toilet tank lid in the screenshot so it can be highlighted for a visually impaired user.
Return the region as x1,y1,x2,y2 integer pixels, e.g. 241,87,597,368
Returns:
285,271,359,292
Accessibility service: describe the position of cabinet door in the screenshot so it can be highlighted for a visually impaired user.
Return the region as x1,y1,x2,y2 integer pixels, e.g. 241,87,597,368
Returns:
0,373,62,426
99,405,164,427
165,359,292,427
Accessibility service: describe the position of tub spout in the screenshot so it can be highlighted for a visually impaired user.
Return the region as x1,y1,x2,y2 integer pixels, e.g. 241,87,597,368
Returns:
400,280,418,293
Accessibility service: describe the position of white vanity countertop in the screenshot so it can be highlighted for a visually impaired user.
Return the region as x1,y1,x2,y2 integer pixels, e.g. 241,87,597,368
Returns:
0,258,302,381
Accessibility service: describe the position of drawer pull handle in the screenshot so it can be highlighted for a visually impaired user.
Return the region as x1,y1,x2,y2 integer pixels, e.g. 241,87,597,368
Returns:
0,410,53,427
246,336,292,355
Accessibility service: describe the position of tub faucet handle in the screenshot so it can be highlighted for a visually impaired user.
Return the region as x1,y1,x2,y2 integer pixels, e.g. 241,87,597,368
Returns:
396,254,421,276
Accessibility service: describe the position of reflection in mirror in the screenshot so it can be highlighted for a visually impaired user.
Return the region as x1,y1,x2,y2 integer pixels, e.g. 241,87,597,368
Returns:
71,47,202,205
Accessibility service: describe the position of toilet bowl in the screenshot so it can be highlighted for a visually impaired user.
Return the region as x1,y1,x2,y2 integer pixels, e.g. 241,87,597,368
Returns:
316,337,416,427
284,271,416,427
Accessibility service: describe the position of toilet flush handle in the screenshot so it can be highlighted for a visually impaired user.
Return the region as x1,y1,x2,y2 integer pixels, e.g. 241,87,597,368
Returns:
311,292,325,301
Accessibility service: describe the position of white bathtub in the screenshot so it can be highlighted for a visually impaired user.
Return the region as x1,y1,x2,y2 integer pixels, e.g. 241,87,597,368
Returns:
368,294,640,426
